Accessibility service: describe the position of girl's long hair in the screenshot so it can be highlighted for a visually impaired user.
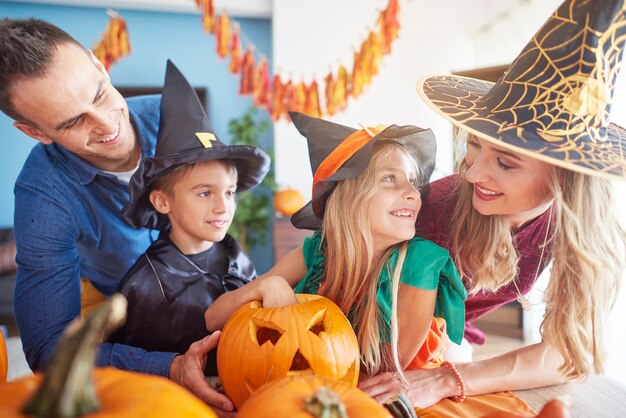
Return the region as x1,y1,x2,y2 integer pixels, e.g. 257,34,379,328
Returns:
321,141,416,376
449,133,626,378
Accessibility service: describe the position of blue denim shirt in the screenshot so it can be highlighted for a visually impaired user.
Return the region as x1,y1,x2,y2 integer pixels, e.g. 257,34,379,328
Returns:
13,95,176,376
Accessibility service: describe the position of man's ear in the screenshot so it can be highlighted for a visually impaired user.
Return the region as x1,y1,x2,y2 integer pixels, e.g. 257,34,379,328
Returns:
13,121,54,145
149,189,171,215
87,49,111,81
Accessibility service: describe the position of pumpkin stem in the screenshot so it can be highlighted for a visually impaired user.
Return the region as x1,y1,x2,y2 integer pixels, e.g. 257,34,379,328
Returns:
383,392,418,418
303,386,348,418
21,294,127,418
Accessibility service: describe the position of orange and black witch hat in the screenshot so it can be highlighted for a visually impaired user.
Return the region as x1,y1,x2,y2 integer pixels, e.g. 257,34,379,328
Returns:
418,0,626,180
289,111,437,230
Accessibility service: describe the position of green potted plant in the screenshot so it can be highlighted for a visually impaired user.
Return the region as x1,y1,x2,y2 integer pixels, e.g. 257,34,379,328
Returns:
228,107,277,251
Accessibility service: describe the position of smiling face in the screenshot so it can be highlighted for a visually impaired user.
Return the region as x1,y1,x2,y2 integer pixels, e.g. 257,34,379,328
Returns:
368,146,421,256
464,134,556,228
150,160,238,254
10,43,138,172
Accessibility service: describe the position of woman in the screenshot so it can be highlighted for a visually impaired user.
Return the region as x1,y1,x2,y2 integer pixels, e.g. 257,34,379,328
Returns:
359,0,626,406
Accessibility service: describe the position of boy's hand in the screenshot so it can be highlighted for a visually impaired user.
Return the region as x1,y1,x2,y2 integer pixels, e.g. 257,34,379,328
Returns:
259,275,298,308
169,331,235,415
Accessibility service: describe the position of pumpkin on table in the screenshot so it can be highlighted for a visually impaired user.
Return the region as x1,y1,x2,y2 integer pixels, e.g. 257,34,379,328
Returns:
414,398,571,418
274,188,305,216
480,399,571,418
0,368,218,418
0,328,7,382
0,294,217,418
238,374,392,418
217,294,360,408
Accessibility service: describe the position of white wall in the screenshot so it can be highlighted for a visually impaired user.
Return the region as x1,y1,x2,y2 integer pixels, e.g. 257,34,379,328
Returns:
272,0,478,197
600,26,626,386
272,0,626,385
271,0,575,191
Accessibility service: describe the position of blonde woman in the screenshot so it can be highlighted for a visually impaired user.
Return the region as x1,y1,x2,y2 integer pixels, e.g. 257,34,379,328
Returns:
205,113,467,376
359,0,626,407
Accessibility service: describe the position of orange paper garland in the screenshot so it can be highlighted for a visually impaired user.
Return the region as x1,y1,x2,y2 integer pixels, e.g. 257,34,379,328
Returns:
92,11,131,72
194,0,402,121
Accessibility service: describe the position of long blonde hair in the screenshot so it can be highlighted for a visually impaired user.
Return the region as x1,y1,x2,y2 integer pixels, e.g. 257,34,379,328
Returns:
450,135,626,379
542,170,625,378
321,141,417,376
449,163,519,292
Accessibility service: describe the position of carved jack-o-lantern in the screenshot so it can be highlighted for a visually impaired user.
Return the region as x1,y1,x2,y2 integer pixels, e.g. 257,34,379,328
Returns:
217,294,360,408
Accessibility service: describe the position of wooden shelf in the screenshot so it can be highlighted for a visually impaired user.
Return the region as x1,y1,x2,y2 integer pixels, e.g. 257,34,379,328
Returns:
272,216,312,263
473,302,524,339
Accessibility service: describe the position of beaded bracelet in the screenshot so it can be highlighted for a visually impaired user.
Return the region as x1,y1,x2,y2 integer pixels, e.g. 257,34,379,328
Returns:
441,361,466,402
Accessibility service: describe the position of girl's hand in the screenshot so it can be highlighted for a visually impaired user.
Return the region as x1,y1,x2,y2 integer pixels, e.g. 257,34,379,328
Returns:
259,275,298,308
358,367,458,408
204,275,298,331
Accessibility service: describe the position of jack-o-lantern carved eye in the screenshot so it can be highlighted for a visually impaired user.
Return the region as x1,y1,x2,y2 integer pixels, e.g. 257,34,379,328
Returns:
288,309,331,372
250,318,285,347
307,308,329,337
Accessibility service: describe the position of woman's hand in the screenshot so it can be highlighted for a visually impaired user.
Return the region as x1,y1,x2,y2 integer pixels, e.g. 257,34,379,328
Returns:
360,342,568,410
259,275,298,308
358,367,458,408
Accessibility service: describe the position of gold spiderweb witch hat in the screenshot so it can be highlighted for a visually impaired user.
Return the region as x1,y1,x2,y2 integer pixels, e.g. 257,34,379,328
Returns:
417,0,626,180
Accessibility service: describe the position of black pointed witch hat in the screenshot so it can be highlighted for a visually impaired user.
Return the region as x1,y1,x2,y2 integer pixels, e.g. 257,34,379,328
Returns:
418,0,626,180
289,111,437,230
123,60,270,229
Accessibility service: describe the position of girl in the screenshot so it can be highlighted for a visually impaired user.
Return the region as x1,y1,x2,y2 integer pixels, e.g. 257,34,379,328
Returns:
205,114,467,376
360,0,626,406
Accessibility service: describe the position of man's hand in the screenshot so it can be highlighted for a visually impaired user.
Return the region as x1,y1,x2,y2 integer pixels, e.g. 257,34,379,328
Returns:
169,331,235,417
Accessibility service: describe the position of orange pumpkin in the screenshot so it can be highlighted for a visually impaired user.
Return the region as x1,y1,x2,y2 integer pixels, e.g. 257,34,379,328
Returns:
274,188,305,216
0,329,7,382
217,294,360,408
480,398,570,418
238,375,392,418
0,368,218,418
0,295,217,418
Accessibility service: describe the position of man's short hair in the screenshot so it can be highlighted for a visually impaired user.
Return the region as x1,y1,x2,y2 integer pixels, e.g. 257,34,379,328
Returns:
0,18,83,123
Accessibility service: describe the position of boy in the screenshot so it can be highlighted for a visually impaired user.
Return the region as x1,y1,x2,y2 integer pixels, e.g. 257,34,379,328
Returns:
110,60,270,375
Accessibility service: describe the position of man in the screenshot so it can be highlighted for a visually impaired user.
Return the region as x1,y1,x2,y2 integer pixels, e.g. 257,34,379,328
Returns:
0,18,234,416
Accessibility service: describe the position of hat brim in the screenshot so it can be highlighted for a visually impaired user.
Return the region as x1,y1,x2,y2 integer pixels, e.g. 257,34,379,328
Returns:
124,144,270,229
417,75,626,181
291,202,320,230
291,125,437,230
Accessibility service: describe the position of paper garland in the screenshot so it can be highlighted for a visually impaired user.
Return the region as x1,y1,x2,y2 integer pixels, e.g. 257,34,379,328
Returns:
92,10,131,72
194,0,401,121
90,4,400,120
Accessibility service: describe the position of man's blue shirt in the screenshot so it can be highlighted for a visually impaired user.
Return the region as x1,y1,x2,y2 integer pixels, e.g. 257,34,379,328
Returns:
13,95,176,376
